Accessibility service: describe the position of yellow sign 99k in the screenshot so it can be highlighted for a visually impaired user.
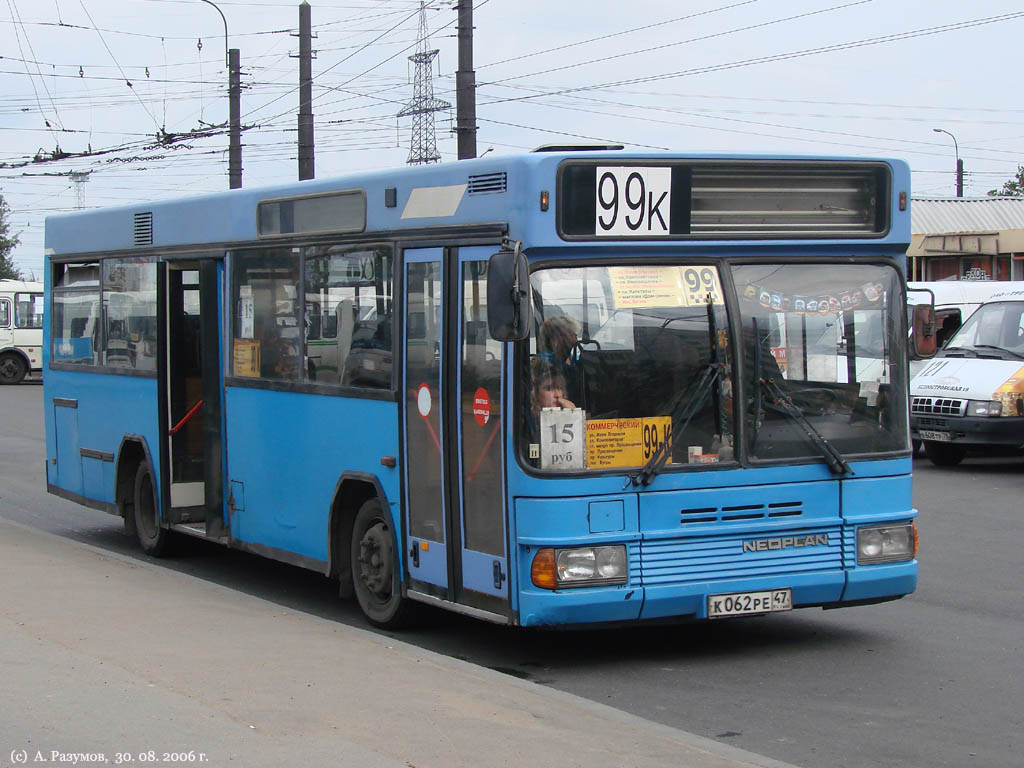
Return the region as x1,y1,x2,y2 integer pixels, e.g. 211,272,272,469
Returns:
585,416,673,469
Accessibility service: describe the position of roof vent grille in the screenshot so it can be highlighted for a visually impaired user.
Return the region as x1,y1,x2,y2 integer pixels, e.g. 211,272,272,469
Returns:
467,172,506,195
133,212,153,246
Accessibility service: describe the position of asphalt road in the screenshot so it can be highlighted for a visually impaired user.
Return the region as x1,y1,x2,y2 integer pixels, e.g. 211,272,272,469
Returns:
2,380,1021,768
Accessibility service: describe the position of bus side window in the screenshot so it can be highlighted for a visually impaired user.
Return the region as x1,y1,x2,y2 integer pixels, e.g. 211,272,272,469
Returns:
52,262,101,366
232,248,302,381
0,300,9,328
303,243,393,388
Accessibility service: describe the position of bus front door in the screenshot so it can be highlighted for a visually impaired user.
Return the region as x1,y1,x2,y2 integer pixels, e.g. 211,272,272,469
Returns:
402,246,510,619
158,260,226,538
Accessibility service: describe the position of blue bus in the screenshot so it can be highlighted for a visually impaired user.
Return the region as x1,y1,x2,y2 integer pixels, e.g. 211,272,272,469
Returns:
43,148,926,628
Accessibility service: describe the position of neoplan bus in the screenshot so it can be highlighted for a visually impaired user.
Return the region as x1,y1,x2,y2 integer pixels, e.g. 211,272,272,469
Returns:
0,279,44,384
43,148,929,628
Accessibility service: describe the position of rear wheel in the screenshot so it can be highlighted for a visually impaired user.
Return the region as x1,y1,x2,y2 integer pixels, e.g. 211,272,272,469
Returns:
923,441,967,467
0,353,27,385
350,498,415,628
133,463,170,556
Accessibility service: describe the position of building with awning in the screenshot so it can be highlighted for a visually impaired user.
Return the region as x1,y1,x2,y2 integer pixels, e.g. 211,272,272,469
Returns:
908,197,1024,282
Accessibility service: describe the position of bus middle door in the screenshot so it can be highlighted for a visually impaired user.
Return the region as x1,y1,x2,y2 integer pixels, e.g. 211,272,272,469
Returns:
402,246,510,620
158,259,226,538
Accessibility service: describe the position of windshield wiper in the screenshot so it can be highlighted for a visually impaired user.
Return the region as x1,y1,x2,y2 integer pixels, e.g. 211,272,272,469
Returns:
971,344,1024,360
630,362,725,487
760,377,853,476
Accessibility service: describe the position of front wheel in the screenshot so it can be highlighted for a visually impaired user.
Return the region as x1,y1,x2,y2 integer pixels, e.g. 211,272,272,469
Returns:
133,463,171,556
923,441,967,467
0,353,27,385
350,498,415,629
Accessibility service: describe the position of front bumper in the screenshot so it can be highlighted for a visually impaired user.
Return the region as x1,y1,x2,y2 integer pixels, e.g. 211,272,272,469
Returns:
911,414,1024,448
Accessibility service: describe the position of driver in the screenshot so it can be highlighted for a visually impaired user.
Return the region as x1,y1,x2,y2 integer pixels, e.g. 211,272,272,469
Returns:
538,315,582,404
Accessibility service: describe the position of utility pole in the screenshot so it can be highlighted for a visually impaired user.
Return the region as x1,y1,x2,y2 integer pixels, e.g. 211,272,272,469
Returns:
933,128,962,198
297,1,315,181
455,0,476,160
229,48,242,189
398,2,450,165
200,0,242,189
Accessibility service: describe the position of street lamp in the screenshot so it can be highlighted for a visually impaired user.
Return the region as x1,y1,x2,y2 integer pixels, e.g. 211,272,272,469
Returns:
933,128,963,197
199,0,241,189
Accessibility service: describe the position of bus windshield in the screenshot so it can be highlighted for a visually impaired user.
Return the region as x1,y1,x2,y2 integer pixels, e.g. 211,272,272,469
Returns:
735,263,908,461
520,262,908,472
522,264,733,472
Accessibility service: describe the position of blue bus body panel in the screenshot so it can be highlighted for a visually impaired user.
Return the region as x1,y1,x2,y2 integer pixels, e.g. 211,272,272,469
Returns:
840,473,918,601
511,456,917,627
44,370,159,504
223,387,400,564
44,153,912,258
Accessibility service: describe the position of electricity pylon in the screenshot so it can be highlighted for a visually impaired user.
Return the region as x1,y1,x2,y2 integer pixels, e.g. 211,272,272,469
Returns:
398,2,450,165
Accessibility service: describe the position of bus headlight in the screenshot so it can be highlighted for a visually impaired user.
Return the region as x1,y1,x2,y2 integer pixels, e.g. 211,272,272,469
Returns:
857,523,917,564
531,545,628,589
966,400,1002,417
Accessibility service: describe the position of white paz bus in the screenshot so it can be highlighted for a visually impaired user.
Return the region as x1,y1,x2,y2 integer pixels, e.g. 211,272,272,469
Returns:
0,279,44,384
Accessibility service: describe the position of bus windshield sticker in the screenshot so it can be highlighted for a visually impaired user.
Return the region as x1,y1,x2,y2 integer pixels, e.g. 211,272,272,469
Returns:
239,285,255,338
609,266,723,309
233,339,260,377
417,383,432,418
585,416,672,469
473,387,491,426
742,280,886,314
539,408,585,470
595,167,671,237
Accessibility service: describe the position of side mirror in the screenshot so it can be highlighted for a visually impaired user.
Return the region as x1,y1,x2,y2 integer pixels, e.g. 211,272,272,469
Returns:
910,303,937,359
486,244,531,341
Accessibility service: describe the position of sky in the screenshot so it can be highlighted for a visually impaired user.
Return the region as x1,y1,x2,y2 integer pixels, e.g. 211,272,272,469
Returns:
2,0,1023,277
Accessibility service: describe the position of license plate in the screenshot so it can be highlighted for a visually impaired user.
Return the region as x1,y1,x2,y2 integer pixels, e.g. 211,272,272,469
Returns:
919,429,951,442
708,588,792,619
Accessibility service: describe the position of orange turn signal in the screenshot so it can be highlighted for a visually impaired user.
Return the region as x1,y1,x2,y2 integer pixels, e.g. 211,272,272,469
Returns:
531,548,557,590
912,521,919,558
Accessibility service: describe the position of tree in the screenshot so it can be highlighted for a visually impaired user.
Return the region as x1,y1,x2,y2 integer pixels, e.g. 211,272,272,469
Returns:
987,165,1024,198
0,193,22,280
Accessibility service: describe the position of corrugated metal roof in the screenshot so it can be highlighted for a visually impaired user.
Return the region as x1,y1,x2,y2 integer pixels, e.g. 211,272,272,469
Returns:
911,196,1024,235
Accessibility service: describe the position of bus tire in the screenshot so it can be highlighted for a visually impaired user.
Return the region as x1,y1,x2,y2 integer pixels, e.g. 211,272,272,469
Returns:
133,462,170,556
923,441,967,467
0,353,27,385
350,498,414,629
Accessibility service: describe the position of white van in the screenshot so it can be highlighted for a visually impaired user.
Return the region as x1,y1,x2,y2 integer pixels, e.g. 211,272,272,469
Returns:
909,286,1024,465
908,281,1014,346
0,279,44,384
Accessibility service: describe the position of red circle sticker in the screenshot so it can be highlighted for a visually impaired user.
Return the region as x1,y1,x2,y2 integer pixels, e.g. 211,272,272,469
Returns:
417,383,432,418
472,387,491,426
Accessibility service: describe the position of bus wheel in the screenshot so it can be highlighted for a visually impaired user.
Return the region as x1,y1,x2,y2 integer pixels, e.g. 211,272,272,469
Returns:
350,498,414,628
0,353,27,385
923,441,967,467
133,463,169,556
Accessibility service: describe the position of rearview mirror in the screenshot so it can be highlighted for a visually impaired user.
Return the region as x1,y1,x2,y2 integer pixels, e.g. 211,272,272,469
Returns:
910,303,937,359
487,244,531,341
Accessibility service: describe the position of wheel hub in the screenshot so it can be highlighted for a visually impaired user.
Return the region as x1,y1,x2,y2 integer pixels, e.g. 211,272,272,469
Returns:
358,521,393,597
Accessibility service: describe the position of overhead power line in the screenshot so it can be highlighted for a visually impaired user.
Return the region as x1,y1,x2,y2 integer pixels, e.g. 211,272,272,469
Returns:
481,11,1024,105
